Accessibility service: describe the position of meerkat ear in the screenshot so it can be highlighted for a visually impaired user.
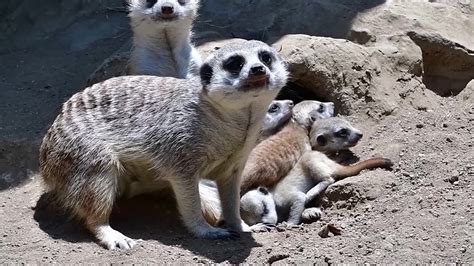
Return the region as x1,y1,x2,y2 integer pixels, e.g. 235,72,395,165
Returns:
200,63,213,86
258,187,269,195
316,134,327,146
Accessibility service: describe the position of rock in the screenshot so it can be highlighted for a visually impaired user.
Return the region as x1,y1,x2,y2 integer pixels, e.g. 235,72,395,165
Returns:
407,32,474,97
272,34,397,116
324,171,395,208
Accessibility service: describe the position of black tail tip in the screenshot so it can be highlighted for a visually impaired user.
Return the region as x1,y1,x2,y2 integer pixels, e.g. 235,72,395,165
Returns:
381,158,394,170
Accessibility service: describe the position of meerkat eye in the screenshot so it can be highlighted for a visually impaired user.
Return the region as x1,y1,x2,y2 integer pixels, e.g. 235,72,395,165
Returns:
177,0,186,5
259,51,273,66
223,55,245,75
318,104,325,113
146,0,157,8
268,103,280,113
336,128,349,137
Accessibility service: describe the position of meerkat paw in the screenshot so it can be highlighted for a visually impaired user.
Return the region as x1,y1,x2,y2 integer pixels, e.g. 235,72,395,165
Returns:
249,223,274,233
301,207,323,223
195,225,240,240
95,225,137,250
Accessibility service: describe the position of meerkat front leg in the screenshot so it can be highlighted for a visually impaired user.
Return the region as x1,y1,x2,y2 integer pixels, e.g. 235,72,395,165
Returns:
286,192,307,225
304,179,335,205
169,176,236,239
216,169,249,233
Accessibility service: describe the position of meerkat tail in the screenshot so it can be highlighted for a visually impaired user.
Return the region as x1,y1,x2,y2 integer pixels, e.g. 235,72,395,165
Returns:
199,182,222,226
334,158,393,181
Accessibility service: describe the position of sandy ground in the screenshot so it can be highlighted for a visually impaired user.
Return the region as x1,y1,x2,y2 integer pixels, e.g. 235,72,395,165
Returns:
1,94,472,264
1,0,473,264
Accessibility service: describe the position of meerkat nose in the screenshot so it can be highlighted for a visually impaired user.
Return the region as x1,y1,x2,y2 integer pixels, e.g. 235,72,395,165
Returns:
249,65,266,76
161,5,174,15
355,132,363,139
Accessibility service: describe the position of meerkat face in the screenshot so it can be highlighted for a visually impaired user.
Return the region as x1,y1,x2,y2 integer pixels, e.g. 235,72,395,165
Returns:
128,0,199,23
200,40,288,108
310,117,363,153
261,100,294,134
240,187,278,226
292,100,335,129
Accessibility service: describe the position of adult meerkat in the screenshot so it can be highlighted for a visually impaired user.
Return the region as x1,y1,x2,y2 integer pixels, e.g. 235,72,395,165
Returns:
240,117,393,226
39,40,288,250
128,0,201,77
240,100,335,194
87,0,201,85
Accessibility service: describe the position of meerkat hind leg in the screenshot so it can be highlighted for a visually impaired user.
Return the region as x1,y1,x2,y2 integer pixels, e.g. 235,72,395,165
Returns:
91,223,137,250
77,173,137,250
170,177,238,239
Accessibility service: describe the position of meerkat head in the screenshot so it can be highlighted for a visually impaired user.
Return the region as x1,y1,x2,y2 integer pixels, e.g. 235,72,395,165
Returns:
128,0,199,24
240,187,278,226
199,40,288,108
309,117,363,153
292,100,335,130
261,100,294,135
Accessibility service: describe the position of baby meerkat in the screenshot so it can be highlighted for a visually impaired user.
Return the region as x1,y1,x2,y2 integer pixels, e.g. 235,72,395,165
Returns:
240,117,393,226
240,100,335,194
39,40,288,250
259,100,294,141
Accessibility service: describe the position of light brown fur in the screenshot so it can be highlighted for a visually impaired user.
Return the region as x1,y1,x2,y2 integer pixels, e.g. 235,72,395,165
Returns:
240,100,335,194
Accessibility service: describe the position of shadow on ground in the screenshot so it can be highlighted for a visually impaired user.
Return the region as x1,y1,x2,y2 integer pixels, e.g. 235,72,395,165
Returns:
33,191,259,263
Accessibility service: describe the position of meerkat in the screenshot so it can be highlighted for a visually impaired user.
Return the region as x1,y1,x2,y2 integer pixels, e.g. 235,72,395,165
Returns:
39,40,288,250
240,117,393,226
259,100,294,141
87,0,201,85
240,100,335,194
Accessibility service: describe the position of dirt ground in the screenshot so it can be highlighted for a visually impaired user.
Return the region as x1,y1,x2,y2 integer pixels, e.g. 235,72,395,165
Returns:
1,0,473,264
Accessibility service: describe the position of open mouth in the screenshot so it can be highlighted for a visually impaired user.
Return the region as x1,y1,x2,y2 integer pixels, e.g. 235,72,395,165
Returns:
245,76,269,89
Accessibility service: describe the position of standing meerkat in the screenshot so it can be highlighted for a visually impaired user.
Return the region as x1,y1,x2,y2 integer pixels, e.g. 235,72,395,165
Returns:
240,100,335,194
87,0,201,85
239,117,393,226
128,0,202,77
39,40,288,250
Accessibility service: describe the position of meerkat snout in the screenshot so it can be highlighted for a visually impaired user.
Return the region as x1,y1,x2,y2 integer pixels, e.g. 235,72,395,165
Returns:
129,0,199,22
160,3,174,16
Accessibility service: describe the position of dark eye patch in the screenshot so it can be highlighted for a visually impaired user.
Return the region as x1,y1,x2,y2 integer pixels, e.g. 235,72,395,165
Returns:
259,51,273,67
178,0,186,5
268,103,280,113
223,55,245,75
335,128,349,138
146,0,157,8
